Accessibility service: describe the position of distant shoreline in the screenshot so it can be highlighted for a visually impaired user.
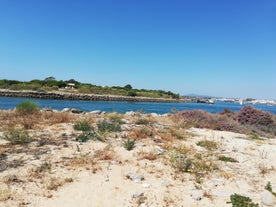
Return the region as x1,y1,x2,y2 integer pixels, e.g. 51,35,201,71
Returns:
0,89,190,103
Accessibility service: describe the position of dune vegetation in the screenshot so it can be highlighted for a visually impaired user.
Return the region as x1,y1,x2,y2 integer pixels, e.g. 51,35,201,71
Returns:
0,102,275,206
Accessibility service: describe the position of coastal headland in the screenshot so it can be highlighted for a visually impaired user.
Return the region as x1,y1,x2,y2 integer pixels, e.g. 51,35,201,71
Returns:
0,89,189,103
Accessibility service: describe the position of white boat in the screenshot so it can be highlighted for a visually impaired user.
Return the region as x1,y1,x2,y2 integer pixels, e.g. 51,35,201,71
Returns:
239,99,243,105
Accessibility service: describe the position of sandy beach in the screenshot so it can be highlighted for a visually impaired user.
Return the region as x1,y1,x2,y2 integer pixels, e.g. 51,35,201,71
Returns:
0,110,275,207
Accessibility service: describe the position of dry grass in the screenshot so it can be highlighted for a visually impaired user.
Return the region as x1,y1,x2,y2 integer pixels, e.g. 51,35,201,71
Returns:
40,111,75,125
0,110,75,130
129,127,155,139
65,154,96,169
93,145,115,161
196,140,218,150
46,177,73,191
138,150,158,161
258,164,274,175
168,144,218,178
0,185,12,201
63,145,114,171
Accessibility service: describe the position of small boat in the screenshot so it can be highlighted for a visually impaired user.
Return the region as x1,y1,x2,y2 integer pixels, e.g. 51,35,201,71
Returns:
239,99,243,105
208,98,215,104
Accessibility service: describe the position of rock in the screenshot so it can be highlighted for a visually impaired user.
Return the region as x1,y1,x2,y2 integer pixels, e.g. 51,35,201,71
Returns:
62,108,70,112
126,173,144,182
142,183,151,188
261,190,275,206
41,107,53,112
150,113,159,117
61,108,84,113
121,131,128,138
89,110,102,115
70,108,84,114
156,146,165,155
132,192,144,198
191,190,204,201
125,111,136,116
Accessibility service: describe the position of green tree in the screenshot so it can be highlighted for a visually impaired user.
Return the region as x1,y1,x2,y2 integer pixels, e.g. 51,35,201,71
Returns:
124,84,132,90
44,76,56,81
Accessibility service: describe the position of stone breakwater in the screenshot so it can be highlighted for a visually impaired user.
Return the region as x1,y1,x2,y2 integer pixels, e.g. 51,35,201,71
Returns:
0,89,188,103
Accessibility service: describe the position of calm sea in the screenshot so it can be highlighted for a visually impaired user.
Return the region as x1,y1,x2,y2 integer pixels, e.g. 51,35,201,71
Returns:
0,97,275,114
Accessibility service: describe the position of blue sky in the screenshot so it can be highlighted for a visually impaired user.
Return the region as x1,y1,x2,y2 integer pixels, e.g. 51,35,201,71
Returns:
0,0,275,99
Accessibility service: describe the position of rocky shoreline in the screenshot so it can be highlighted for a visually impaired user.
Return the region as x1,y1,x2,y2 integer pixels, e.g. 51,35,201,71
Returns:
0,89,188,103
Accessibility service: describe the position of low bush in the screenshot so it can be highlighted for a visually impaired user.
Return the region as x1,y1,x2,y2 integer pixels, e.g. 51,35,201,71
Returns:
73,121,92,131
227,193,259,207
218,155,238,163
135,119,150,125
196,140,218,150
3,128,32,145
107,114,125,124
15,101,39,115
170,152,193,172
76,131,103,142
123,139,136,151
97,120,121,133
265,182,276,197
175,106,275,138
234,106,273,126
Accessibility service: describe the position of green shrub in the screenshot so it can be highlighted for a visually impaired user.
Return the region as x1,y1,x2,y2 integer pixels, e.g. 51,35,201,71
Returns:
16,101,39,115
196,140,218,150
265,182,276,197
127,90,137,97
73,121,92,131
108,114,125,124
135,119,150,125
97,120,121,133
218,155,238,163
169,151,193,172
123,139,136,151
248,133,262,140
76,131,103,142
3,128,32,145
227,193,259,207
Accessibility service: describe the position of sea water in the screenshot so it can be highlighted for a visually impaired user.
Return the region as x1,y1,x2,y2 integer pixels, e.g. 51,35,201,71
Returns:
0,96,275,114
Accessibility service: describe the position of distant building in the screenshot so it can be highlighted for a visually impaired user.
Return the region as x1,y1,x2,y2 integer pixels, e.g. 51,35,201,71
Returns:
66,83,75,89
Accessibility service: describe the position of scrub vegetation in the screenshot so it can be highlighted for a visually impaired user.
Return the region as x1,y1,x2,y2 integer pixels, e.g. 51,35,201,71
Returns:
0,77,180,99
0,102,275,206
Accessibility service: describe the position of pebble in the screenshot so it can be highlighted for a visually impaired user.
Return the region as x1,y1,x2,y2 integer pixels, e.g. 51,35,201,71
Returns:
261,190,275,206
132,192,144,198
191,190,204,201
156,146,165,155
126,173,144,182
142,183,151,188
89,110,102,115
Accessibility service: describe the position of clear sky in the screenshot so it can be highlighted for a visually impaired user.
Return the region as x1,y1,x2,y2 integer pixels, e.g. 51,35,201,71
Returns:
0,0,275,100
